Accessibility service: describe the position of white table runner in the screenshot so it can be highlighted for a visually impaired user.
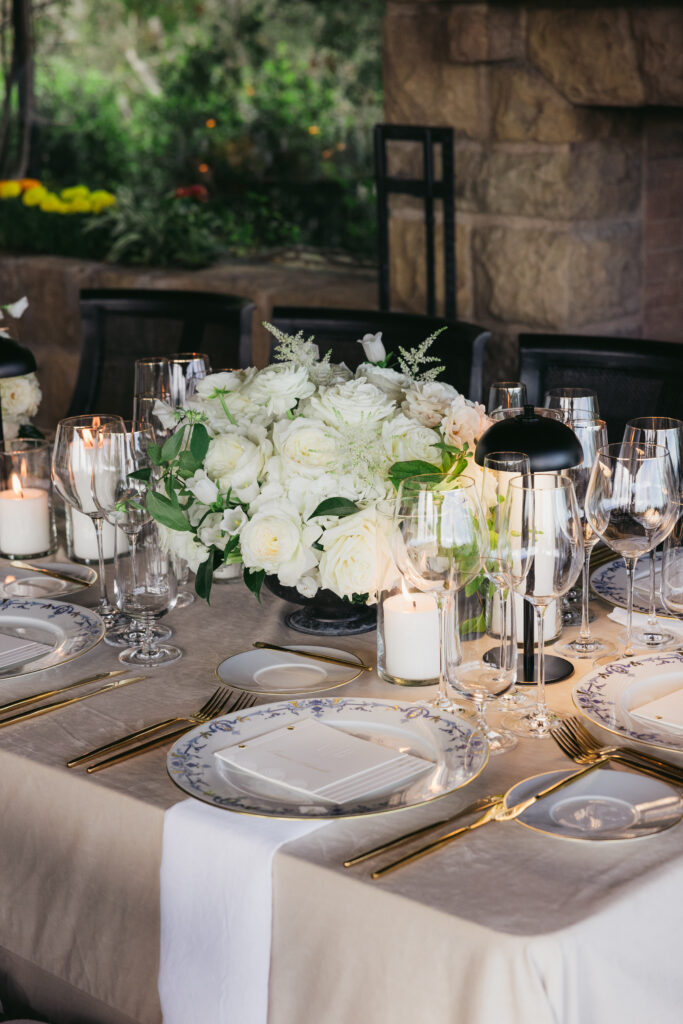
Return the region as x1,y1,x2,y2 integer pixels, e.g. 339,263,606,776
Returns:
159,798,324,1024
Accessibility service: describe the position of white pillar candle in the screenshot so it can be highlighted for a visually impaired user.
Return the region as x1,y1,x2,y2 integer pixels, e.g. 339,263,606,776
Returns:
0,474,50,556
384,591,440,681
70,508,128,562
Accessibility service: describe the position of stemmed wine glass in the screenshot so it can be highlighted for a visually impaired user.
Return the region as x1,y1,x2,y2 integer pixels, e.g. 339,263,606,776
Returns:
480,452,531,711
623,417,683,651
91,420,173,648
585,442,678,657
661,508,683,621
134,357,171,401
555,417,616,659
393,474,487,710
52,414,125,622
114,520,181,667
168,353,211,404
487,382,527,416
503,475,584,738
544,388,599,422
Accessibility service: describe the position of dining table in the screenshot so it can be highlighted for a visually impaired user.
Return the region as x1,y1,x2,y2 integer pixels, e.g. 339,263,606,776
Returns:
0,554,681,1024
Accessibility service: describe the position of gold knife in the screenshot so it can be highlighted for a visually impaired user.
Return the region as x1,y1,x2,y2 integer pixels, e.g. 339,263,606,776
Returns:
0,669,128,716
86,722,194,772
9,560,90,586
252,641,371,671
0,675,148,727
343,792,505,868
372,759,607,879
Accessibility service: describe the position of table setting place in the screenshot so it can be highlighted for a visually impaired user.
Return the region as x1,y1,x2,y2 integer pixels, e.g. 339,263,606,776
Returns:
2,348,683,1024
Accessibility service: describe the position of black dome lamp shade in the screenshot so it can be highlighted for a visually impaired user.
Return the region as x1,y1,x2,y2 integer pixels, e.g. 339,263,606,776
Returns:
0,336,37,445
475,404,583,685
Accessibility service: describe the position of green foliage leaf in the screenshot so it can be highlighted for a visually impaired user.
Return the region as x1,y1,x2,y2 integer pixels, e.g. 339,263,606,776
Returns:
190,423,210,462
127,467,151,482
160,426,186,463
195,549,222,603
243,567,266,602
465,573,486,598
308,497,360,520
177,449,200,476
388,460,441,492
148,443,163,466
460,613,486,638
146,489,193,532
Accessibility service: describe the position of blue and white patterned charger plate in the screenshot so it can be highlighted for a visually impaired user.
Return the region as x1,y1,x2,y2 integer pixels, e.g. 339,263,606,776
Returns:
167,696,489,819
0,597,104,678
590,552,670,617
573,652,683,754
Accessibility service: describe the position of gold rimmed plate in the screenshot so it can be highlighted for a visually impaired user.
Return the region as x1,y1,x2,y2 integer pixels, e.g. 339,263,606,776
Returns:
216,644,364,697
1,561,97,599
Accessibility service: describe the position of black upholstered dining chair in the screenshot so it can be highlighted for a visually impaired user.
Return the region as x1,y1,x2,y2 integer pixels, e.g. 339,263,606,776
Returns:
269,306,490,403
69,289,255,417
519,333,683,441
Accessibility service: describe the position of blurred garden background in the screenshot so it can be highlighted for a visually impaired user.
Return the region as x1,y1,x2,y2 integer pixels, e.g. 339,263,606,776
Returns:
0,0,383,267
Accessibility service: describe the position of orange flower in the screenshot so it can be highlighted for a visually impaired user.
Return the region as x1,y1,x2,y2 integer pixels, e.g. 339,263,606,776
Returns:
19,178,41,191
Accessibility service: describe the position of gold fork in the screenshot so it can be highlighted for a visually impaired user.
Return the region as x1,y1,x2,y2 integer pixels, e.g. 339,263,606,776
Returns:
561,716,683,779
68,685,238,768
85,692,258,773
550,721,683,787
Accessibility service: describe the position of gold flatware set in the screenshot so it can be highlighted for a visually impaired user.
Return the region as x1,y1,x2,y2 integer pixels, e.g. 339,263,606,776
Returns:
9,560,91,587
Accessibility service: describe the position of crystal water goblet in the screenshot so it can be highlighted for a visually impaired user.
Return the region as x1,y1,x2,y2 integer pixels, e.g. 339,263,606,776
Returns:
503,474,584,738
168,353,211,404
544,387,599,422
585,442,678,657
487,382,527,416
51,414,125,622
623,417,683,651
661,508,683,621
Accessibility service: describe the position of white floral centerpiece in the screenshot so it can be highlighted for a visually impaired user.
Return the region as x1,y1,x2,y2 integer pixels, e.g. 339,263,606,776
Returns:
147,324,492,605
0,296,42,440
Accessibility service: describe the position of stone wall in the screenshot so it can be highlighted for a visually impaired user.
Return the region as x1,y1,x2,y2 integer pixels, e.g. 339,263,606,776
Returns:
383,2,683,382
0,254,377,429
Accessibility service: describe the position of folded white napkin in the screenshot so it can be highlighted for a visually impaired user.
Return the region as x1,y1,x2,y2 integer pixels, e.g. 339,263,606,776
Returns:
159,799,324,1024
0,630,51,668
608,607,683,643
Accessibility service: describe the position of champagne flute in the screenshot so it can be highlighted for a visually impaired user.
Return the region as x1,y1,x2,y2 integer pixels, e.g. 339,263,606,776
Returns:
134,357,171,401
585,442,678,657
623,417,683,650
544,387,599,422
556,417,616,659
503,475,584,738
168,353,211,404
51,414,125,622
393,475,487,710
487,382,527,416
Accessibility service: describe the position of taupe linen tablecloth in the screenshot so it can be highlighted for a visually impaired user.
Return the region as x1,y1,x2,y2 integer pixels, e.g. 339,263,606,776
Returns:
0,571,681,1024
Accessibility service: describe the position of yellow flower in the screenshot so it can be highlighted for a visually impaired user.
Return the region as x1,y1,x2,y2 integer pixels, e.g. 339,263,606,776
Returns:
89,190,116,212
66,196,91,213
60,185,90,201
39,193,68,213
22,186,47,207
0,181,21,199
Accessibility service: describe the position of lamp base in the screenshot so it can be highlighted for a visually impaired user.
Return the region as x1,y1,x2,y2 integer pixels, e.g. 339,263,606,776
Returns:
516,653,574,685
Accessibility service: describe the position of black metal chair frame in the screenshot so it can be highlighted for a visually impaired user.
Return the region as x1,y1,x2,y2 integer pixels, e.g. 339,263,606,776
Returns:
70,289,254,416
270,306,489,403
374,124,456,320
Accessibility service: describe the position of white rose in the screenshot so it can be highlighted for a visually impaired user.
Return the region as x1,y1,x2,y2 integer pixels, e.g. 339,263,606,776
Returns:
382,414,441,464
296,572,320,599
152,399,178,431
204,433,270,502
307,378,396,427
355,363,410,403
273,417,338,480
401,380,458,428
319,507,392,603
2,416,20,440
194,371,243,400
0,373,41,418
157,523,209,573
358,331,386,363
185,469,219,506
240,500,319,588
442,395,492,449
245,363,315,417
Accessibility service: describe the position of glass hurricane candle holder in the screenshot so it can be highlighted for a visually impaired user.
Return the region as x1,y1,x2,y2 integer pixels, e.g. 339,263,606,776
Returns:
0,439,56,558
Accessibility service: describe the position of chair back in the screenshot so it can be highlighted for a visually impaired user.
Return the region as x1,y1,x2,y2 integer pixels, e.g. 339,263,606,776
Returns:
519,333,683,440
70,289,255,416
269,307,489,403
374,124,455,319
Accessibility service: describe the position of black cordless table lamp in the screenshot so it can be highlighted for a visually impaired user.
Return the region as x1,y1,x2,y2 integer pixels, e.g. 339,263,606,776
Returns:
475,404,583,684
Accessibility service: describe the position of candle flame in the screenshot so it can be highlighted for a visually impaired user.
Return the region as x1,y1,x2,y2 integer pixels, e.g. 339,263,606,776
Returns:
4,575,15,584
400,579,411,601
82,428,95,449
19,457,27,478
10,473,23,499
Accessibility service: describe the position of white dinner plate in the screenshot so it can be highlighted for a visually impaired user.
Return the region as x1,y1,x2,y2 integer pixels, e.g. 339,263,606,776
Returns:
216,645,364,696
506,767,683,841
0,561,97,599
590,553,670,617
0,597,104,678
167,696,489,819
573,652,683,754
